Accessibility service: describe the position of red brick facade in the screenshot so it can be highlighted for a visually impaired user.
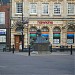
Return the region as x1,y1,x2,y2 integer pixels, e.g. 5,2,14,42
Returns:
0,3,10,50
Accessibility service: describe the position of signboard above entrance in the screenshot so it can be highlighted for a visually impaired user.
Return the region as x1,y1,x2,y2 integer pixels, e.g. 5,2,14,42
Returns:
38,21,53,24
0,29,6,34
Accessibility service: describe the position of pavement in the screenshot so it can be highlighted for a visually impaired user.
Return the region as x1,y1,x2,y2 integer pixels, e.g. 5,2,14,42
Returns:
14,51,74,56
0,51,74,75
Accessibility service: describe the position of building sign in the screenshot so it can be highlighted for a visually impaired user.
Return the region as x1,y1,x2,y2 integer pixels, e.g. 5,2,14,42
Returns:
53,21,63,24
38,21,53,24
0,29,6,34
29,21,37,24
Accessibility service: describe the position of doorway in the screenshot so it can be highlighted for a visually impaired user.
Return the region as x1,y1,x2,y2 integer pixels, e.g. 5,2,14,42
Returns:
14,35,24,51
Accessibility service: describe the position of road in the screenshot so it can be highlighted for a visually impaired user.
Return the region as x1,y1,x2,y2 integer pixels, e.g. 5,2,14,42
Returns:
0,52,74,75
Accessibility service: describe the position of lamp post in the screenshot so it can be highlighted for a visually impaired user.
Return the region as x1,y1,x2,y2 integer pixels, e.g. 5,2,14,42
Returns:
21,0,29,51
21,0,24,52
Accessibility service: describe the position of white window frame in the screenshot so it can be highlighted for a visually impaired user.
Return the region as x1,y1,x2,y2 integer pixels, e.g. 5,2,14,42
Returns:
67,39,74,44
42,3,49,15
0,29,6,42
0,12,5,24
67,3,75,15
29,3,37,15
53,3,61,15
0,36,6,42
53,39,60,44
16,2,22,14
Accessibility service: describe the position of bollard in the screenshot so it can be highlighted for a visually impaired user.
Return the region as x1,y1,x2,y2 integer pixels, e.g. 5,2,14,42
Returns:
12,45,14,54
70,45,72,55
28,45,30,56
50,44,52,53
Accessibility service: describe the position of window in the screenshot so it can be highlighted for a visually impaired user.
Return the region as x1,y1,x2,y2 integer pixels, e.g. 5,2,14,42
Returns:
41,27,49,32
54,3,61,15
16,3,22,13
30,3,37,14
0,12,5,24
53,27,61,44
68,3,74,15
30,27,37,44
0,29,6,43
53,39,60,44
41,27,49,41
42,3,48,15
0,36,6,42
67,27,74,44
30,27,37,32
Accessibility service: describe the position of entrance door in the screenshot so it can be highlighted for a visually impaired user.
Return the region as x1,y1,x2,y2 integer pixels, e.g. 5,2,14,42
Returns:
15,35,20,50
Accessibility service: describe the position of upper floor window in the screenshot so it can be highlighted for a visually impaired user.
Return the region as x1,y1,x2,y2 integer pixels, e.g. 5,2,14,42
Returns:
0,12,5,24
42,3,48,15
30,3,37,14
16,3,22,13
54,3,61,15
68,3,75,15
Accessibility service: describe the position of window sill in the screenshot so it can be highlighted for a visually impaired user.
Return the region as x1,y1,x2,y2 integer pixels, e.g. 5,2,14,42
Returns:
41,14,49,16
15,13,22,14
29,13,37,16
67,14,75,16
15,13,22,16
53,14,61,16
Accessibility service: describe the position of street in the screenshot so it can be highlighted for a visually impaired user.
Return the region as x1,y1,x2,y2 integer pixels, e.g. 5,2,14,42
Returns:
0,52,74,75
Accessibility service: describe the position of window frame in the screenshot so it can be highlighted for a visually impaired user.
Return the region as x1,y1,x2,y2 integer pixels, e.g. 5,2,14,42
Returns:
53,3,61,15
0,12,5,24
29,3,37,15
67,3,75,15
16,2,22,14
42,3,49,15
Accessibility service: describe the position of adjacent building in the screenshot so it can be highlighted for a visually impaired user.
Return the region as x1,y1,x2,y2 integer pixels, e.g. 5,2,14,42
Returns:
0,2,10,51
11,0,75,51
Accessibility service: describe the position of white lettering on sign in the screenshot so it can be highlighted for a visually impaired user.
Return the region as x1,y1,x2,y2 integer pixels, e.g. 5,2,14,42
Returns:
53,21,63,24
29,21,37,24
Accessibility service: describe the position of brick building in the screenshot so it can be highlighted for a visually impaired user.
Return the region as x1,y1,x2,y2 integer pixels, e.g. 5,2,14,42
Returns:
11,0,75,51
0,3,10,51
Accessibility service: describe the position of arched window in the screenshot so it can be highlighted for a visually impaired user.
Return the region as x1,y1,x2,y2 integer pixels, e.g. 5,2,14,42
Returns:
53,27,61,44
30,27,37,32
41,27,49,32
67,27,74,44
41,27,49,41
30,27,37,44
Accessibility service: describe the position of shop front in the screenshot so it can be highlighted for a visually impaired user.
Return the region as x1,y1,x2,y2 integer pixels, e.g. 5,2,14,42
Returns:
0,29,6,51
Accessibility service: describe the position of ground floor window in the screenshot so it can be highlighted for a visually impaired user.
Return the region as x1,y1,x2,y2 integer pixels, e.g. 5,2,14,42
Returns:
0,29,6,50
0,29,6,43
41,27,49,41
53,27,61,44
67,33,74,44
53,33,60,44
30,27,37,45
67,27,74,44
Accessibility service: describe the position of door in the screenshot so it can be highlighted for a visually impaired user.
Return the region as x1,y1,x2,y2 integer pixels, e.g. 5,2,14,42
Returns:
15,35,20,50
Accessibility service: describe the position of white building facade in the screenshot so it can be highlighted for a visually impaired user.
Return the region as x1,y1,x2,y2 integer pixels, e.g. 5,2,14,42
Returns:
11,0,75,50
